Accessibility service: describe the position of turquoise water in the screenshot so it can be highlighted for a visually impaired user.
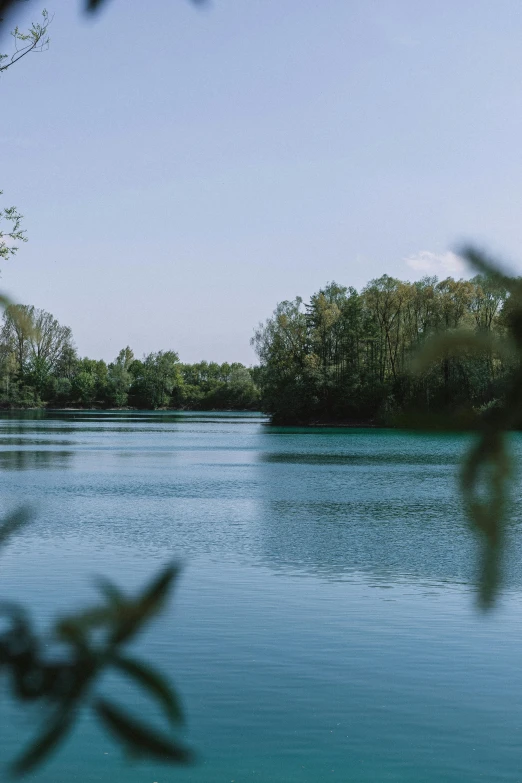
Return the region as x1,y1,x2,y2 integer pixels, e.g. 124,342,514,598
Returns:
0,411,522,782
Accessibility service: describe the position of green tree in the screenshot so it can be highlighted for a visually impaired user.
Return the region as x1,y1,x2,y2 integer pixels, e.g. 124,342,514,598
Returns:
253,273,510,425
71,367,96,405
131,350,181,409
1,304,32,374
71,357,108,405
107,346,134,407
26,308,74,396
252,297,317,423
0,305,75,400
227,365,259,408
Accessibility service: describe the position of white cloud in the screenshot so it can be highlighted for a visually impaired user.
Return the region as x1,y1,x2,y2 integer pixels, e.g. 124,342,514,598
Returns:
404,250,468,279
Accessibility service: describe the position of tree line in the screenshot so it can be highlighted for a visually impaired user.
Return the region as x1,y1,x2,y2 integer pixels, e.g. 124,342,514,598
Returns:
0,304,260,410
252,273,510,424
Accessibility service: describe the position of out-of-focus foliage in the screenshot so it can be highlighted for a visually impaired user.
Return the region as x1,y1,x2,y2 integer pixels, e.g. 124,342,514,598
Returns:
413,246,521,609
0,0,206,27
0,513,192,776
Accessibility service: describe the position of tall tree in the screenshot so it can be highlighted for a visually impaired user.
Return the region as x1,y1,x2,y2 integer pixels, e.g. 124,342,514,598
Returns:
107,346,134,407
28,308,74,368
1,304,32,373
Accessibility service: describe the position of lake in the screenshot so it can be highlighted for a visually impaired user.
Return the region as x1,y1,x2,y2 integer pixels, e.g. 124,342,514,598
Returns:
0,410,521,782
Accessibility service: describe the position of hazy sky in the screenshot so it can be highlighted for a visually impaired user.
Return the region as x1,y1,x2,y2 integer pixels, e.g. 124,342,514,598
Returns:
2,0,522,364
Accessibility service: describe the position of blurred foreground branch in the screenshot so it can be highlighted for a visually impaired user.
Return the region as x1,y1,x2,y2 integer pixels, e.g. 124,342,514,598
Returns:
414,246,522,607
0,286,192,777
0,510,192,777
0,0,207,29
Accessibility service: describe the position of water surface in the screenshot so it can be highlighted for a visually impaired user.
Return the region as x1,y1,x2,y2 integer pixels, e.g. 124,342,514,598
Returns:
0,411,521,782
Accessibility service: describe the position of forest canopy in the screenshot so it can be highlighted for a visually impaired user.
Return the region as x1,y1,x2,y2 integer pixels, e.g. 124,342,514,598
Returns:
1,271,513,422
252,274,510,425
0,304,260,410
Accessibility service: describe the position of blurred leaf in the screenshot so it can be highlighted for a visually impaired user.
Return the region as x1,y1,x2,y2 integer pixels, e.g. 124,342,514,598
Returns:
403,245,521,607
110,563,178,645
54,618,89,649
0,506,33,548
55,606,113,652
86,0,107,11
393,410,479,432
85,0,208,14
112,654,184,723
94,698,192,762
411,330,515,375
460,429,511,608
0,562,189,773
139,563,179,612
58,605,115,633
10,711,73,777
95,576,126,607
459,245,519,292
0,0,210,26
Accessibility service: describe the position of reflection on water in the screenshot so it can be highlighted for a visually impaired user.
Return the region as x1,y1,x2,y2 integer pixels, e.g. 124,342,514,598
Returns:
0,449,74,470
0,411,521,782
0,411,513,586
0,438,78,446
261,450,460,465
0,410,260,424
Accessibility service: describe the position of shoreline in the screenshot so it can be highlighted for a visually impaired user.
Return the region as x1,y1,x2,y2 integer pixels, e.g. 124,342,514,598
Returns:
0,408,491,432
0,406,378,426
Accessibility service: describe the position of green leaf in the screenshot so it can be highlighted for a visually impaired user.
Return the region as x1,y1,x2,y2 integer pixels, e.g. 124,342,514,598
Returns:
85,0,207,12
10,711,73,777
458,245,518,291
0,507,33,549
0,293,12,310
112,655,184,724
85,0,107,12
411,330,515,375
110,563,178,645
460,429,511,608
94,698,192,763
95,576,125,607
140,563,179,612
393,410,478,433
55,605,115,645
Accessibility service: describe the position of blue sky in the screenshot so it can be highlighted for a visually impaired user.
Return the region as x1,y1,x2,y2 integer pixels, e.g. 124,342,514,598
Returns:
2,0,522,364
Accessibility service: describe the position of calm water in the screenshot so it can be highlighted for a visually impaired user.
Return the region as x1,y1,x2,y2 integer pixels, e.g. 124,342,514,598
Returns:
0,411,522,782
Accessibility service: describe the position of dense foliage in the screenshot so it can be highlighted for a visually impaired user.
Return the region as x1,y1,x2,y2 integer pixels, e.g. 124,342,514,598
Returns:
0,304,260,410
252,274,509,424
